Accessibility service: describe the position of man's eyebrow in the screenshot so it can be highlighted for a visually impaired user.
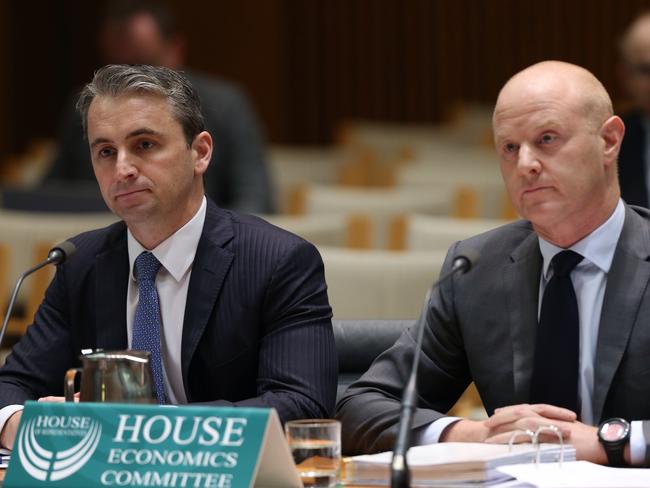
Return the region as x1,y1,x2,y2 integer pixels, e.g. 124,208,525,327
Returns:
533,118,562,130
494,118,562,140
89,128,163,148
90,137,112,149
126,128,163,139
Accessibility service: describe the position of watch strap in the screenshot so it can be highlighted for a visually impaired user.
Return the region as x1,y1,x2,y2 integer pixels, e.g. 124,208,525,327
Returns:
643,421,650,467
603,440,626,467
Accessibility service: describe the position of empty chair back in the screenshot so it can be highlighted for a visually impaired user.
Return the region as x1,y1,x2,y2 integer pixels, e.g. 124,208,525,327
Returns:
261,213,348,247
405,214,508,251
305,185,453,248
0,183,109,213
318,246,446,320
268,145,345,213
333,319,413,400
0,210,117,337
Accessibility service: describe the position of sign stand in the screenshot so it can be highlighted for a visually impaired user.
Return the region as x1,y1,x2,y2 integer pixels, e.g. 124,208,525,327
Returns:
5,402,302,488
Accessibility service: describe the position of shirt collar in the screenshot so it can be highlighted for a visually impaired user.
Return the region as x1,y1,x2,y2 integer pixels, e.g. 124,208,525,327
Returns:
128,196,207,283
538,199,625,280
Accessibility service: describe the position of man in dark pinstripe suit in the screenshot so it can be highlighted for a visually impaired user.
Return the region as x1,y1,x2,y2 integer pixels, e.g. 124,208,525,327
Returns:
0,65,337,450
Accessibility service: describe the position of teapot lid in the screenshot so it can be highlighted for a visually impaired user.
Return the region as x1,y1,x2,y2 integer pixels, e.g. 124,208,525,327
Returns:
80,349,150,363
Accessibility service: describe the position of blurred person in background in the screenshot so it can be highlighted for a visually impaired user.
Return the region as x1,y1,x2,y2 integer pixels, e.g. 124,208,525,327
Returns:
46,0,274,214
618,11,650,208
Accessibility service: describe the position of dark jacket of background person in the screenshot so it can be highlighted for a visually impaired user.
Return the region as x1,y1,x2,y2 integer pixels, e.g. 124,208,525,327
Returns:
46,71,275,214
619,111,649,208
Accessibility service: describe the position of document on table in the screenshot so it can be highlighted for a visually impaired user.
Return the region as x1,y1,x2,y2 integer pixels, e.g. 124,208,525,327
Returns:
497,460,650,487
343,442,574,486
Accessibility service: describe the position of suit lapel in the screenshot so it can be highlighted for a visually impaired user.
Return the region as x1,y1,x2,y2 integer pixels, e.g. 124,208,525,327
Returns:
181,202,235,394
95,228,129,350
505,232,542,404
593,206,650,422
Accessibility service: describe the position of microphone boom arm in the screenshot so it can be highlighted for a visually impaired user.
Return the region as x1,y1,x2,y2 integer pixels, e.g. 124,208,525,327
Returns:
390,252,477,488
0,241,76,348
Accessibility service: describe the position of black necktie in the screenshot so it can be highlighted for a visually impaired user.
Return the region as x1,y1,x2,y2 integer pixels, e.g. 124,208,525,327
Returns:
530,250,583,414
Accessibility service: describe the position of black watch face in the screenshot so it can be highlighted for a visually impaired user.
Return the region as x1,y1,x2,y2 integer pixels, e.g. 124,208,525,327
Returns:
600,419,629,442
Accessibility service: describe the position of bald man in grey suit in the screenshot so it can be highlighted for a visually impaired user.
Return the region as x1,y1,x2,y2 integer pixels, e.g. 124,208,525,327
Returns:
337,61,650,466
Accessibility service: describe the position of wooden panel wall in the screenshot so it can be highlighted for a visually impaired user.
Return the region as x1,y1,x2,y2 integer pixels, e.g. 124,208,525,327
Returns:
281,0,650,142
7,0,101,155
3,0,650,154
0,2,11,160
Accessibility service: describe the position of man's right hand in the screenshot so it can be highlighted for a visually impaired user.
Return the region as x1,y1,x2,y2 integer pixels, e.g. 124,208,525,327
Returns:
0,396,76,450
440,403,576,443
0,411,22,450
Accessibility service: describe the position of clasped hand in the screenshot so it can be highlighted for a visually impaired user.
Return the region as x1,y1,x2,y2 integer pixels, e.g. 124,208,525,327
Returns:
441,403,611,465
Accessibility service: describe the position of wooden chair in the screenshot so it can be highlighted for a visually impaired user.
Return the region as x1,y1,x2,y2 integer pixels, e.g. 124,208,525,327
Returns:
318,246,447,320
0,244,7,324
260,213,349,247
296,184,453,249
3,241,58,337
0,210,117,338
402,214,510,252
268,145,344,213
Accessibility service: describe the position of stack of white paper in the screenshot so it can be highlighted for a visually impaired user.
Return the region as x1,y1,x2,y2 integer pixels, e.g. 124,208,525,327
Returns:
497,460,650,487
343,442,575,486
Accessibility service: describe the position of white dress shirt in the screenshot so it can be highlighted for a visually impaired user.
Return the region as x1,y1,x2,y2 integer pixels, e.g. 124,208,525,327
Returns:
126,196,207,404
421,199,645,464
0,197,207,438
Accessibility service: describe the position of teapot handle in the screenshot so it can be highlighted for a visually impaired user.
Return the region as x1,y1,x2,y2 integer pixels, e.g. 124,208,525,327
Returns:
64,368,82,402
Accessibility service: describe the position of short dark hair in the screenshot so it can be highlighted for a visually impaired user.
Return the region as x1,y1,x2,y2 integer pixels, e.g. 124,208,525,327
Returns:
76,64,205,146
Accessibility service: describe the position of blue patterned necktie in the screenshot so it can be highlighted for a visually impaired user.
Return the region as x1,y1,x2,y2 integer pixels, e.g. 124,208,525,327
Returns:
132,251,166,404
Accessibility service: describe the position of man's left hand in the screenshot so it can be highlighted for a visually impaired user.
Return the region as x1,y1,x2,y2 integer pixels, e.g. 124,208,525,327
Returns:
483,404,627,465
546,419,630,465
546,420,607,465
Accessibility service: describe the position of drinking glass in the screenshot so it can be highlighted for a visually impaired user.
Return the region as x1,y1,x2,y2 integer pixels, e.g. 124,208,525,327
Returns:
285,419,341,487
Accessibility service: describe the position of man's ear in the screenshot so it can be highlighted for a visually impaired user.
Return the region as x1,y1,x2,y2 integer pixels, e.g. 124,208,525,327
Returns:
601,115,625,167
192,131,212,176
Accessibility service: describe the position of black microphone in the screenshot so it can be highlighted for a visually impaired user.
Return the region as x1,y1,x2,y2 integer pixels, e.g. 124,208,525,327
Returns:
391,248,479,488
0,241,76,348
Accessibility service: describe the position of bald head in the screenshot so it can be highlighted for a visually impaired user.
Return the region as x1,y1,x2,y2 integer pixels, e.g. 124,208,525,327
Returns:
493,60,624,247
494,61,613,132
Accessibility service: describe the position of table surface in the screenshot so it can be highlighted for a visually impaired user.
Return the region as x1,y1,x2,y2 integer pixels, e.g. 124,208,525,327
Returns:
0,469,378,486
0,470,379,487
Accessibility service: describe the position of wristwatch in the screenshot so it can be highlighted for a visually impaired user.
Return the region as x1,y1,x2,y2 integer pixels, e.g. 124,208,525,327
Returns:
597,417,630,466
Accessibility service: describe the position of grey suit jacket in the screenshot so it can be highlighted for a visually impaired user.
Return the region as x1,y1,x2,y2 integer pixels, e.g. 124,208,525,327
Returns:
336,204,650,456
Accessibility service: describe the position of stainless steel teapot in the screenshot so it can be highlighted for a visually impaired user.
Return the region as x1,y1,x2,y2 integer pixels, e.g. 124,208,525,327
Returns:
65,350,156,403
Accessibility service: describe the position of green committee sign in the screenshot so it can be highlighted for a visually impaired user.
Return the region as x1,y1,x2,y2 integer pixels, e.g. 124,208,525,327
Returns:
4,402,300,488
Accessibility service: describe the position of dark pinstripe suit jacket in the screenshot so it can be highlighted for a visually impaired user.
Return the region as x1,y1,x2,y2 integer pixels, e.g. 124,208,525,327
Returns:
0,199,337,422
